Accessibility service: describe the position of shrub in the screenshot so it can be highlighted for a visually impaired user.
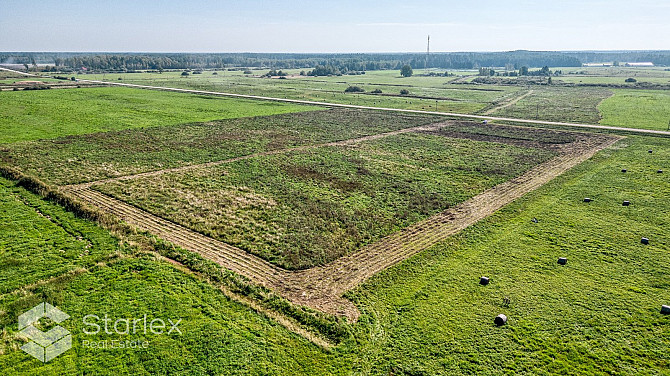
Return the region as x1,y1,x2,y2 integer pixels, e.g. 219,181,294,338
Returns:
371,89,382,94
625,78,637,83
400,89,410,95
344,86,365,93
181,71,189,76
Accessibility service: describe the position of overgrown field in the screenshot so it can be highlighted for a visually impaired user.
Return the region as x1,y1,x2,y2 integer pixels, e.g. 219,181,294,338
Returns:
492,86,612,124
0,109,441,185
0,86,317,143
94,132,556,269
599,89,670,131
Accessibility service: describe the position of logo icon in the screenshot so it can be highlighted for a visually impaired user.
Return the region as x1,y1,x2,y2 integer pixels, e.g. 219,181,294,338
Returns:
19,302,71,362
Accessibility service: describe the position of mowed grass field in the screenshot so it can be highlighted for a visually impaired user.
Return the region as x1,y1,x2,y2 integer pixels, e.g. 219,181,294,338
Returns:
0,79,669,374
0,86,317,143
94,131,556,269
599,89,670,131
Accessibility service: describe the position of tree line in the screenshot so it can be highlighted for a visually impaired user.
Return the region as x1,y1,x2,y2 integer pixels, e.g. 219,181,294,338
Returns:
1,51,669,73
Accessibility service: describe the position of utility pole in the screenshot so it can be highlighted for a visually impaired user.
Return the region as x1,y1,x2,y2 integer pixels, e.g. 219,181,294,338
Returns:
426,35,430,69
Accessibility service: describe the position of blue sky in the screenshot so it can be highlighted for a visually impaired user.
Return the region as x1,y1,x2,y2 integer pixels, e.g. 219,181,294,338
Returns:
1,0,668,52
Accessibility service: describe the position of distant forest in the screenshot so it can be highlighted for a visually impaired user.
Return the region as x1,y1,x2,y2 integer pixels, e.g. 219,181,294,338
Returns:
2,51,670,72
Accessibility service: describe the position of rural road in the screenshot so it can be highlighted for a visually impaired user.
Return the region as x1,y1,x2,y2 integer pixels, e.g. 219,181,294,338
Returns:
2,66,669,137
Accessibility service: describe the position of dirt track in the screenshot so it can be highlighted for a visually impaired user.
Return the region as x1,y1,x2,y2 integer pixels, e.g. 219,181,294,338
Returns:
63,126,621,322
483,90,534,115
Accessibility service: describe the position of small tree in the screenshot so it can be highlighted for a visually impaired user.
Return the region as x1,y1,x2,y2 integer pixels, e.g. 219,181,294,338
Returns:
400,64,413,77
519,66,529,76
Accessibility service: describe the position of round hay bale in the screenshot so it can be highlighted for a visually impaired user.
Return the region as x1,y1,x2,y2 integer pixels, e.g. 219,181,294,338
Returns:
494,314,507,326
558,257,567,265
479,276,490,285
641,237,649,245
622,200,631,206
583,198,592,203
662,305,670,315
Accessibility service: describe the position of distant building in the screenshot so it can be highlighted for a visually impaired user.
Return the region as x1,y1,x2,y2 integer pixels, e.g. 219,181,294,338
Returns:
624,62,654,67
583,63,613,67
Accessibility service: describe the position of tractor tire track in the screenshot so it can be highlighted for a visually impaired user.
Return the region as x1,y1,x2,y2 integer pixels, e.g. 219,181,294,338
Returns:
483,89,534,115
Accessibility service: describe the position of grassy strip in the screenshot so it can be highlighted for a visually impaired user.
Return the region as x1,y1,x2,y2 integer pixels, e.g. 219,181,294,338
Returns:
0,165,350,344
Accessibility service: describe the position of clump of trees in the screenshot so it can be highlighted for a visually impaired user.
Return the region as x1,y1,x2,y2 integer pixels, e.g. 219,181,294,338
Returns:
344,86,365,93
308,65,341,76
519,66,555,76
263,69,287,77
400,64,413,77
479,67,496,76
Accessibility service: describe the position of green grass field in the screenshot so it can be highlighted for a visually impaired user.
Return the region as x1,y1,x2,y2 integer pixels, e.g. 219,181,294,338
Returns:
0,87,316,143
94,132,555,269
599,89,670,131
74,70,515,114
2,134,668,374
0,178,331,375
0,66,669,375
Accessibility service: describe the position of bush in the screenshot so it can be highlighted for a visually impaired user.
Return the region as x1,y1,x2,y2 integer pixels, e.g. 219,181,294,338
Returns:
344,86,365,93
212,72,218,75
625,78,637,83
243,69,252,74
400,89,410,95
181,71,189,76
371,89,382,94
